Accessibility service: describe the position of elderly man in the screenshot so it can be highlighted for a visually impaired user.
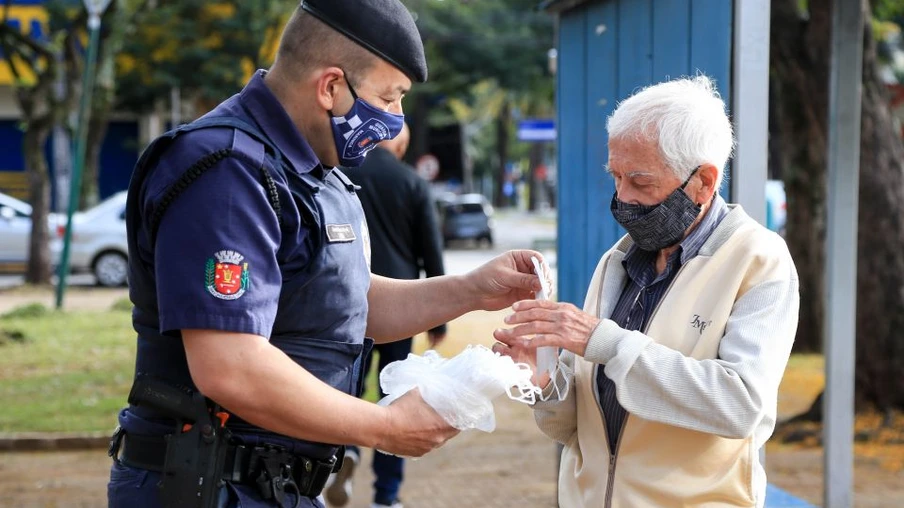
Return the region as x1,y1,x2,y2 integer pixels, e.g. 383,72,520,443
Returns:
494,76,799,507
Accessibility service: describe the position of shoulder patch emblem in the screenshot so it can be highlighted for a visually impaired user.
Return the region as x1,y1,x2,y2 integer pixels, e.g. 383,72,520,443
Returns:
206,250,249,300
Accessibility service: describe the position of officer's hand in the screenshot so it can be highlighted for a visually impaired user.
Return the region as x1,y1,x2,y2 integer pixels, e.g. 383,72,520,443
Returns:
467,250,546,311
378,388,459,457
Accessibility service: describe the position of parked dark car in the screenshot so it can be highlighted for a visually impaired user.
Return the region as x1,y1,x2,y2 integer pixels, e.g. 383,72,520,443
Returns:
440,193,494,248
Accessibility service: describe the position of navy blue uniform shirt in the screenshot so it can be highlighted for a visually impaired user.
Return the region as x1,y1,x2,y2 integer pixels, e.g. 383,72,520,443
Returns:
122,71,372,460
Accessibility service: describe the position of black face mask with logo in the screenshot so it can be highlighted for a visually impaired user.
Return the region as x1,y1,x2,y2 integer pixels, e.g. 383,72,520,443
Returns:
610,167,702,252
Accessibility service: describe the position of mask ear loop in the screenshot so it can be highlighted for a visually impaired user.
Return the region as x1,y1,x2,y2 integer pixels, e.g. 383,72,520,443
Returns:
328,68,360,118
552,367,570,401
536,357,572,402
680,165,702,189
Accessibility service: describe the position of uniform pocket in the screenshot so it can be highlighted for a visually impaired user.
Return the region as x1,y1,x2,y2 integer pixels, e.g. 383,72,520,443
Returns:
271,336,364,395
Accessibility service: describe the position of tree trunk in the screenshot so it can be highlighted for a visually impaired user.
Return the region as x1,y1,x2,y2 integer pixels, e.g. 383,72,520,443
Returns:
770,0,832,352
494,100,511,208
23,124,53,285
772,0,904,411
83,97,111,209
854,2,904,411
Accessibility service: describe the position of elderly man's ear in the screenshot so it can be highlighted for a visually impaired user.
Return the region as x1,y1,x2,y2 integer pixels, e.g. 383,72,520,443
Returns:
690,163,719,205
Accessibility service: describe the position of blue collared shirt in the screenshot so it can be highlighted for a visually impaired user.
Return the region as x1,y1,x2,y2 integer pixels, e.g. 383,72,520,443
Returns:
596,194,729,450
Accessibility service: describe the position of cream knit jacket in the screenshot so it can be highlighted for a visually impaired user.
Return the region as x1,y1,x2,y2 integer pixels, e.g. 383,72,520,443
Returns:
534,205,799,508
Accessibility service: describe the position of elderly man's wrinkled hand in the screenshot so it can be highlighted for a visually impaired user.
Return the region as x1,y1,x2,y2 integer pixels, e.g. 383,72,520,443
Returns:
493,299,600,358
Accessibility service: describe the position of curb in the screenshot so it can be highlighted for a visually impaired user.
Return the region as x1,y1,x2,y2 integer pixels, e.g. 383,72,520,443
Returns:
0,432,111,452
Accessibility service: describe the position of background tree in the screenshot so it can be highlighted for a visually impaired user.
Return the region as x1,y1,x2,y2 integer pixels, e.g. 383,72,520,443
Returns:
0,0,96,284
81,0,147,209
402,0,554,206
79,0,288,207
113,0,287,117
771,0,904,413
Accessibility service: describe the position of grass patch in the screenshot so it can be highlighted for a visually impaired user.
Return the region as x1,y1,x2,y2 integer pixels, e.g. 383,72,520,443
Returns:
0,308,135,433
1,302,50,320
110,297,133,313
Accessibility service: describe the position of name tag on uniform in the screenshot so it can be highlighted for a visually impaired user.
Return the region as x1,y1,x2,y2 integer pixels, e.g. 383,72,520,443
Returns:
326,223,357,242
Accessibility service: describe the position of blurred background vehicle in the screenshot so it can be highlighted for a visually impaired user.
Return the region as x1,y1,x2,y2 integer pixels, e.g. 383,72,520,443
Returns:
440,193,495,248
0,191,63,272
51,191,128,287
765,179,787,236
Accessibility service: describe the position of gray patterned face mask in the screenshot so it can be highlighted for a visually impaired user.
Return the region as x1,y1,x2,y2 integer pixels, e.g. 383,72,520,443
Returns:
610,167,701,252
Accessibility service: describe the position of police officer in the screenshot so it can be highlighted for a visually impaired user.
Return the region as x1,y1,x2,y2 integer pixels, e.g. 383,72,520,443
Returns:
107,1,544,507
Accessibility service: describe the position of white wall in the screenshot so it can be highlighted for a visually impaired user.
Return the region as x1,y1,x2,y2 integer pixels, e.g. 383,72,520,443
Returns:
0,87,21,119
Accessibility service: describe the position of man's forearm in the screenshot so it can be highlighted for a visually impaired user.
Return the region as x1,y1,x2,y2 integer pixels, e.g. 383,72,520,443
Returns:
183,330,390,448
366,274,473,342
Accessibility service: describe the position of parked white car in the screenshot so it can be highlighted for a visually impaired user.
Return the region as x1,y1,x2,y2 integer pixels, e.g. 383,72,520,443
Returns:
52,191,129,287
0,191,63,271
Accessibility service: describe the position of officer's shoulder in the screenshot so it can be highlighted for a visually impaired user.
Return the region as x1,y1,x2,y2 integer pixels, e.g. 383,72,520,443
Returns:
143,125,273,201
160,127,236,165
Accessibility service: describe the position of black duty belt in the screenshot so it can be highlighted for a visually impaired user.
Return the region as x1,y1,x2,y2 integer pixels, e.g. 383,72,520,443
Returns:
115,431,338,500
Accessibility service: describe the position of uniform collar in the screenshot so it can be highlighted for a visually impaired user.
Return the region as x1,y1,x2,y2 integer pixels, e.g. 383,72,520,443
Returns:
239,70,320,174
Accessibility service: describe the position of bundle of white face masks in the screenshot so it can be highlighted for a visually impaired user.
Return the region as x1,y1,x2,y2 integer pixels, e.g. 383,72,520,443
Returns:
377,345,541,434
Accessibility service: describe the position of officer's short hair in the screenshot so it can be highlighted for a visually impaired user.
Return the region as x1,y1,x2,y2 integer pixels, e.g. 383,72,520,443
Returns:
275,8,378,88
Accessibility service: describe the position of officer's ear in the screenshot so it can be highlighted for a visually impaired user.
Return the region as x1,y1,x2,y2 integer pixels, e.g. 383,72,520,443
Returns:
315,67,351,114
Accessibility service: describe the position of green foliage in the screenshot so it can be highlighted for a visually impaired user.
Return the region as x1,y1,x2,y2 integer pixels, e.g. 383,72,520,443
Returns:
114,0,291,114
403,0,554,95
874,0,904,20
0,309,135,432
400,0,555,182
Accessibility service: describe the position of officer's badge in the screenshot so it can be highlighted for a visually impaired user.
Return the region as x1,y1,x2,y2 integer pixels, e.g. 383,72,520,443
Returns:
205,250,249,300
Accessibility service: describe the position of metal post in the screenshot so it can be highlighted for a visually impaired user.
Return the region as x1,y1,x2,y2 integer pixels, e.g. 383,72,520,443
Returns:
55,0,111,309
824,0,863,506
731,0,770,223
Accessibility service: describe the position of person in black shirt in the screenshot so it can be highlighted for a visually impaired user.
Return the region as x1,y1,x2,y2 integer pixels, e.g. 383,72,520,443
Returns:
328,124,446,508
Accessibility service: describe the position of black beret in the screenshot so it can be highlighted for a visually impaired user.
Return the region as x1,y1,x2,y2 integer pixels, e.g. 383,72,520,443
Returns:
301,0,428,82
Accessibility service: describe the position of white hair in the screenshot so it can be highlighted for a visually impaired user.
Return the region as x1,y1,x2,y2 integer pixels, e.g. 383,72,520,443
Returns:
606,75,735,189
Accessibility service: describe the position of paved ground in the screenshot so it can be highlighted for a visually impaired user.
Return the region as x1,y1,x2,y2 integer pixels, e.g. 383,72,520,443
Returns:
332,394,559,508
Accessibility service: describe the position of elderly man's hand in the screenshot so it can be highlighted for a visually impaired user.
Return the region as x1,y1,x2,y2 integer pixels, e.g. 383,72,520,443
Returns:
493,300,601,357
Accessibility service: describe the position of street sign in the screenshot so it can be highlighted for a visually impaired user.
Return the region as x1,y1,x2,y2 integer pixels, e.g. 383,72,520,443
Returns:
416,154,440,181
517,119,556,142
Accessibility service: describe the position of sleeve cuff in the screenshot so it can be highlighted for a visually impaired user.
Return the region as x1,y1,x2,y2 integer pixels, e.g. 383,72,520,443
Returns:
583,319,652,369
160,310,273,338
